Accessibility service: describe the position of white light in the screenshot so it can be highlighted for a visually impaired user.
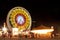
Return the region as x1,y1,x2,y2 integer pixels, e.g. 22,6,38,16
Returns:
12,28,19,36
16,15,25,25
31,29,54,34
2,27,7,34
51,26,54,29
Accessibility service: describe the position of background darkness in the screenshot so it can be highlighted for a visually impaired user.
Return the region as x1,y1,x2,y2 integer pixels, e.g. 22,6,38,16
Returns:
0,0,60,31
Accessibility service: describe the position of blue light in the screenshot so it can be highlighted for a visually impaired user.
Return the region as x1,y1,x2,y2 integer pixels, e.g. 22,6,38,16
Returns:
16,15,25,25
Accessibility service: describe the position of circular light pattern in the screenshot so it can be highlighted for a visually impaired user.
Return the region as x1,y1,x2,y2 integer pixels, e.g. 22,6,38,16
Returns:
6,7,32,31
16,15,25,25
15,14,26,26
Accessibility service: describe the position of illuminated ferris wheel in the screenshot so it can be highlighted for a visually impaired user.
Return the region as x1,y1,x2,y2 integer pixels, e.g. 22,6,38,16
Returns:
6,7,32,31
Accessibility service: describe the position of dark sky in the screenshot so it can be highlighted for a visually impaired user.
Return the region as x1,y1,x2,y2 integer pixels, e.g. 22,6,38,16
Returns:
0,0,60,28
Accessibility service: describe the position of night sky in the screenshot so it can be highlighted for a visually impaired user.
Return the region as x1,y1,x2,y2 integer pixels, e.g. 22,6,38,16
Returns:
0,0,60,29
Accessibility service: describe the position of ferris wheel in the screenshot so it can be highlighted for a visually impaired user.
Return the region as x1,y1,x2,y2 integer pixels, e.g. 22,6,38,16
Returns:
6,6,32,31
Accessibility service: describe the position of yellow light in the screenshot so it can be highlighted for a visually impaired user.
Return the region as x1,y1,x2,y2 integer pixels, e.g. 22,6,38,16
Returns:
0,31,2,36
31,29,54,34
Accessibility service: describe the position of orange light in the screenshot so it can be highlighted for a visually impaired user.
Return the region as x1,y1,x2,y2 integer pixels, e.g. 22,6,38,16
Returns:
0,31,2,36
31,29,54,34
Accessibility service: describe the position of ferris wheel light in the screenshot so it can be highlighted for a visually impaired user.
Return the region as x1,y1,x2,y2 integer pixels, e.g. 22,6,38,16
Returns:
6,7,32,31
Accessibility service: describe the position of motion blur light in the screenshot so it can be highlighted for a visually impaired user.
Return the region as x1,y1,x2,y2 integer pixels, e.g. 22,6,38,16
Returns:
31,29,54,34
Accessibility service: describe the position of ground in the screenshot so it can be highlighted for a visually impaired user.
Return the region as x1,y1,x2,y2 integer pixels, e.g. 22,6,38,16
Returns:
0,37,60,40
